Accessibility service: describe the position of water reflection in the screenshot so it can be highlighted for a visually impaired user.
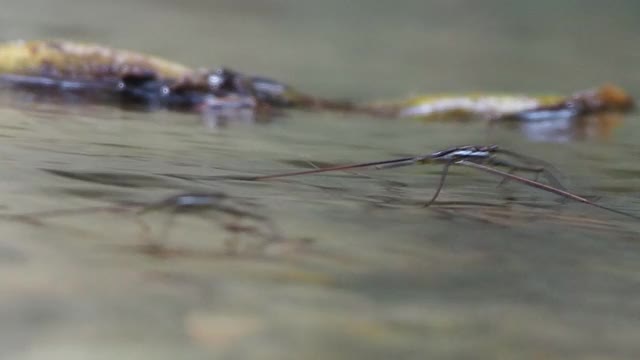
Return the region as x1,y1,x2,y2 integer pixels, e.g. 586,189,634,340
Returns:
495,113,626,143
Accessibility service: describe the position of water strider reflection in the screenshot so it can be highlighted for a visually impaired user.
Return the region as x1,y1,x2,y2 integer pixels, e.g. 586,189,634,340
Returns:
3,188,313,259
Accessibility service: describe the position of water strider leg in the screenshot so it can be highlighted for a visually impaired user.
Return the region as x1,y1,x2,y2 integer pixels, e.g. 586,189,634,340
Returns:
487,157,566,191
493,150,567,190
424,161,454,207
490,158,542,187
496,167,524,187
496,149,562,173
456,160,640,220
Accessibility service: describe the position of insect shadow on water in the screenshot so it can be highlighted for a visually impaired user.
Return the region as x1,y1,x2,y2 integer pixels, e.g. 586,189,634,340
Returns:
223,145,640,221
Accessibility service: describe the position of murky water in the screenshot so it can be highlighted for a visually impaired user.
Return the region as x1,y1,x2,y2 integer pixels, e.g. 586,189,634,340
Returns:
1,1,640,359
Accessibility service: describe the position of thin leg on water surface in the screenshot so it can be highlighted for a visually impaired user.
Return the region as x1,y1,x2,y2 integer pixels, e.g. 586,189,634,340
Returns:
496,167,519,187
424,161,454,207
457,160,640,220
494,149,568,190
488,158,544,185
247,156,419,181
487,157,566,191
495,148,561,171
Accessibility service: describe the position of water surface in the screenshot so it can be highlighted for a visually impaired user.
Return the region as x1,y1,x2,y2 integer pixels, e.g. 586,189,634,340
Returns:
1,1,640,359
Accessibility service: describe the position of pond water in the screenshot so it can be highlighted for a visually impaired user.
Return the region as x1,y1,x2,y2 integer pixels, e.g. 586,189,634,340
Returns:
1,1,640,359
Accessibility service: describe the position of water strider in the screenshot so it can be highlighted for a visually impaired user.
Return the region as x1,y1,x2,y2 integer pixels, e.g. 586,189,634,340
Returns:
4,144,637,245
233,145,640,220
